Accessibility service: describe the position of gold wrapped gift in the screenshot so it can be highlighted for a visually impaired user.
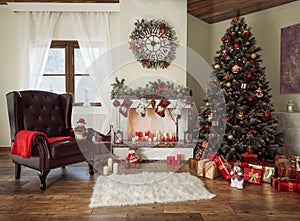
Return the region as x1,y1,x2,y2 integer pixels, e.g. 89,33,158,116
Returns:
248,163,275,183
196,158,221,179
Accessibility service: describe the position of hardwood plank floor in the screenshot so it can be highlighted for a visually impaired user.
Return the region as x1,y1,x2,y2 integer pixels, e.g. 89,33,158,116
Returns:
0,148,299,221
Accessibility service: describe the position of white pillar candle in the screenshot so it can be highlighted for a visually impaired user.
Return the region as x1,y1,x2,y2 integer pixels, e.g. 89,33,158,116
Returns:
103,166,108,175
108,157,113,172
113,162,119,174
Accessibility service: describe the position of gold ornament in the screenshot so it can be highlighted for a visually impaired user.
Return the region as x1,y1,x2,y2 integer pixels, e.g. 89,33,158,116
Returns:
251,53,257,59
214,64,221,69
205,102,209,106
241,82,248,89
246,41,250,45
238,112,244,120
227,134,234,140
226,82,231,88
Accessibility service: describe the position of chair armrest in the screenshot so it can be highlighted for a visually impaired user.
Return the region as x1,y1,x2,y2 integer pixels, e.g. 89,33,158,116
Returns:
32,134,51,160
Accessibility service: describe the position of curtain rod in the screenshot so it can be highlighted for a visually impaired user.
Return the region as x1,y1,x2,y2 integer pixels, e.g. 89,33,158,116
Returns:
7,2,120,12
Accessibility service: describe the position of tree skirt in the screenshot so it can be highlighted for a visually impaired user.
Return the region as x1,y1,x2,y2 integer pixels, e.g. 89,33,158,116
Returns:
89,172,216,207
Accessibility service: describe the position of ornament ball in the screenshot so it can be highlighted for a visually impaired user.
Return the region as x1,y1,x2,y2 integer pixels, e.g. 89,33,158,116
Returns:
264,112,271,118
248,97,253,102
247,73,253,79
227,134,234,140
214,64,221,69
251,53,257,59
226,82,231,88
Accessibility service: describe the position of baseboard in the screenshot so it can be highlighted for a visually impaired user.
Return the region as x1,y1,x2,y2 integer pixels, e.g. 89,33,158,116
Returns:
0,146,11,151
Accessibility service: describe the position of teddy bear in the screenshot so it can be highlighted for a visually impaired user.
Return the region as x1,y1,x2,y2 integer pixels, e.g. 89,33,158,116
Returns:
230,162,244,189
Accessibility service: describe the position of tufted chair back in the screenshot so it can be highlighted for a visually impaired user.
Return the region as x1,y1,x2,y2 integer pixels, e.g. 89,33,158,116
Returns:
6,90,73,142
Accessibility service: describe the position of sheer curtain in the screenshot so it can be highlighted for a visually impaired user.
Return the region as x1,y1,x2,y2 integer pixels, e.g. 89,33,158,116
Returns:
71,12,112,134
18,11,61,89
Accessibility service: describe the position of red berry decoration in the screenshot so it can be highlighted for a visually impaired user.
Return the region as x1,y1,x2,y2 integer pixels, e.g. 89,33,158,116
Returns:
248,97,253,102
226,117,230,122
221,36,226,41
234,43,240,48
226,29,231,34
204,124,210,129
247,73,253,79
245,31,251,35
264,112,271,118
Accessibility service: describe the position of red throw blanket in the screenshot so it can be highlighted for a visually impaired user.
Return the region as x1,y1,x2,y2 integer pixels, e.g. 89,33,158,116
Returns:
11,130,74,159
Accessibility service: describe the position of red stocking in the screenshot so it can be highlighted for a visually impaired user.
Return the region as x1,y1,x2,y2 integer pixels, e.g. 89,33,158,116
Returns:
155,98,170,117
119,98,132,117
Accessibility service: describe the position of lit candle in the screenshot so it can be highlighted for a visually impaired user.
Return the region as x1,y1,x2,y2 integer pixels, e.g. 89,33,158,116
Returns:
103,166,108,175
108,157,113,171
172,135,176,142
136,131,141,137
145,130,150,136
113,162,118,174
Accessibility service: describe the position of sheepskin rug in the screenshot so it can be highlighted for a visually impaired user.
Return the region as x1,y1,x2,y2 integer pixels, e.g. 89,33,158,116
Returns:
89,172,216,207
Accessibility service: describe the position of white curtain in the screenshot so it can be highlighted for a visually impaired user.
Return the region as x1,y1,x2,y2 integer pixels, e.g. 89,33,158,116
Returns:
18,11,61,89
71,12,112,134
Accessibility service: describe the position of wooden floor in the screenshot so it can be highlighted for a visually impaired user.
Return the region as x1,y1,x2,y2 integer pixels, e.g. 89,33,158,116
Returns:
0,148,299,221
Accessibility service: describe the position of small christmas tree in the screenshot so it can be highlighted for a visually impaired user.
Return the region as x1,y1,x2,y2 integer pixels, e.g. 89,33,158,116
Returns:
194,16,283,162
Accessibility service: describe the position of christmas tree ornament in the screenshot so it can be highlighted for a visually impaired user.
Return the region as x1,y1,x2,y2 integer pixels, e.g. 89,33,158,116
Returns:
226,117,230,121
255,87,264,98
214,64,221,69
251,53,257,59
247,73,253,79
241,82,248,89
205,101,209,106
245,41,250,45
226,82,232,88
264,112,271,118
248,97,253,102
221,36,226,41
155,98,170,117
232,64,241,73
204,124,210,129
226,29,231,34
238,112,244,120
113,99,121,107
234,43,240,49
227,134,234,140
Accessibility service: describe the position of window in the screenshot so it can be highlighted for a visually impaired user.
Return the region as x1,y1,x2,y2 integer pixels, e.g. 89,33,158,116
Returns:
40,40,88,102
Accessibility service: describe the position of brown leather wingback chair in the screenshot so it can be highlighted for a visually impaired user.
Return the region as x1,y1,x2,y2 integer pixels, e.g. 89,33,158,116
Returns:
6,90,94,190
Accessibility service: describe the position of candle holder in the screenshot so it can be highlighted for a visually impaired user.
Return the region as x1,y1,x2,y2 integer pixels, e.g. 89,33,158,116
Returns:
184,130,193,143
114,128,123,144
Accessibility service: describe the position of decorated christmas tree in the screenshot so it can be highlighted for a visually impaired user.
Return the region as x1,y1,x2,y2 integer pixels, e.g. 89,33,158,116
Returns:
194,16,283,162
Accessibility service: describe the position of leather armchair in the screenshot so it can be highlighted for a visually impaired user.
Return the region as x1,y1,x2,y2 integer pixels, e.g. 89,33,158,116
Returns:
6,90,94,190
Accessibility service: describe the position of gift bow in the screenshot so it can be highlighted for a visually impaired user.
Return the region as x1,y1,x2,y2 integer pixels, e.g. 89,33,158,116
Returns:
248,170,261,183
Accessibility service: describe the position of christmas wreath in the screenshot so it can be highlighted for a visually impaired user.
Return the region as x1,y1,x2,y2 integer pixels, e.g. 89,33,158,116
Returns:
129,18,178,69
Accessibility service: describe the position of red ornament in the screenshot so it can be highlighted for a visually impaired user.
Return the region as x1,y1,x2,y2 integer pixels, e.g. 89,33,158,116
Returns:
248,97,253,102
248,129,254,134
226,29,231,34
226,117,230,122
204,124,210,129
250,60,255,65
264,112,271,118
209,81,214,87
247,73,253,79
245,31,251,35
221,36,226,42
234,43,240,49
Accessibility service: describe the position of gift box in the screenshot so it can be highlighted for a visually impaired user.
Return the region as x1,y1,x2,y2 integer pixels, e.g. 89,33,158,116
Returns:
274,155,297,178
244,167,262,184
248,162,275,183
229,161,249,168
189,158,221,179
214,155,232,180
271,177,299,192
241,153,257,163
296,156,300,183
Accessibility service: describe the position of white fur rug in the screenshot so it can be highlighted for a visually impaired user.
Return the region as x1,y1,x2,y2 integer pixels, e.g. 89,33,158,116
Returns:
89,172,216,207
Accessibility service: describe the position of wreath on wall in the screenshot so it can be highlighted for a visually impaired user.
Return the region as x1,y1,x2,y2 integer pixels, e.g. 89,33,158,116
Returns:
129,18,178,69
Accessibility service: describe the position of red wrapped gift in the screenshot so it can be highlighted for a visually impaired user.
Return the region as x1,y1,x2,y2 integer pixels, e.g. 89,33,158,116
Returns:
244,167,262,184
229,161,249,168
241,153,257,163
214,155,231,180
275,155,297,178
248,162,275,183
271,177,299,192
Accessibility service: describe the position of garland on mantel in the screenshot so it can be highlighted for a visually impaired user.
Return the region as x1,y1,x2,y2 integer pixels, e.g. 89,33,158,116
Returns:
110,77,193,118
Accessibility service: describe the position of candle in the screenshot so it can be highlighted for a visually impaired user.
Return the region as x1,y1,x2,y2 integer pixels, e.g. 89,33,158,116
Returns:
156,131,161,140
150,132,155,139
177,154,181,166
136,131,141,137
132,137,136,142
108,157,113,171
167,156,171,165
171,156,175,166
172,135,176,142
145,131,150,136
103,166,108,175
153,137,157,142
167,136,170,142
113,162,118,174
135,135,139,141
148,137,152,142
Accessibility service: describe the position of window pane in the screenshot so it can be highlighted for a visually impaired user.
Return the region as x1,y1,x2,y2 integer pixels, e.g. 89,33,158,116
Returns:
38,76,66,93
75,49,87,74
45,48,65,74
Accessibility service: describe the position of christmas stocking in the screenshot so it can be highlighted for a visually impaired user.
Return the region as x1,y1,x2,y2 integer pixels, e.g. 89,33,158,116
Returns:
136,98,150,117
119,98,133,117
171,99,186,119
155,98,170,117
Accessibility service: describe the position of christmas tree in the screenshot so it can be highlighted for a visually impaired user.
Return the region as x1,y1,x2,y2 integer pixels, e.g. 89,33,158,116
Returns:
194,16,283,162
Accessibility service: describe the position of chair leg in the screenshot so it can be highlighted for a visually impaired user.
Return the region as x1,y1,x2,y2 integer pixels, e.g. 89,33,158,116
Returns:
38,170,50,190
15,163,21,179
88,162,94,176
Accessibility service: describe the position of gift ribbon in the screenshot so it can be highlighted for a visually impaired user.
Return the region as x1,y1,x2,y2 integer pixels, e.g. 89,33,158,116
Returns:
249,163,274,183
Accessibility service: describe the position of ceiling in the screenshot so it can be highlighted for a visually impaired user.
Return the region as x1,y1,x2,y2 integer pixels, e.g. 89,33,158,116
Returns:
0,0,299,24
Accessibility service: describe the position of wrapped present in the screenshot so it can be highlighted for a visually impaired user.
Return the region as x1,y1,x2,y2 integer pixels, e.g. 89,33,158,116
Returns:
271,177,299,192
241,153,257,163
296,156,300,183
188,158,198,176
189,158,221,179
229,161,249,168
248,162,275,183
274,155,297,178
244,167,262,184
214,155,232,180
